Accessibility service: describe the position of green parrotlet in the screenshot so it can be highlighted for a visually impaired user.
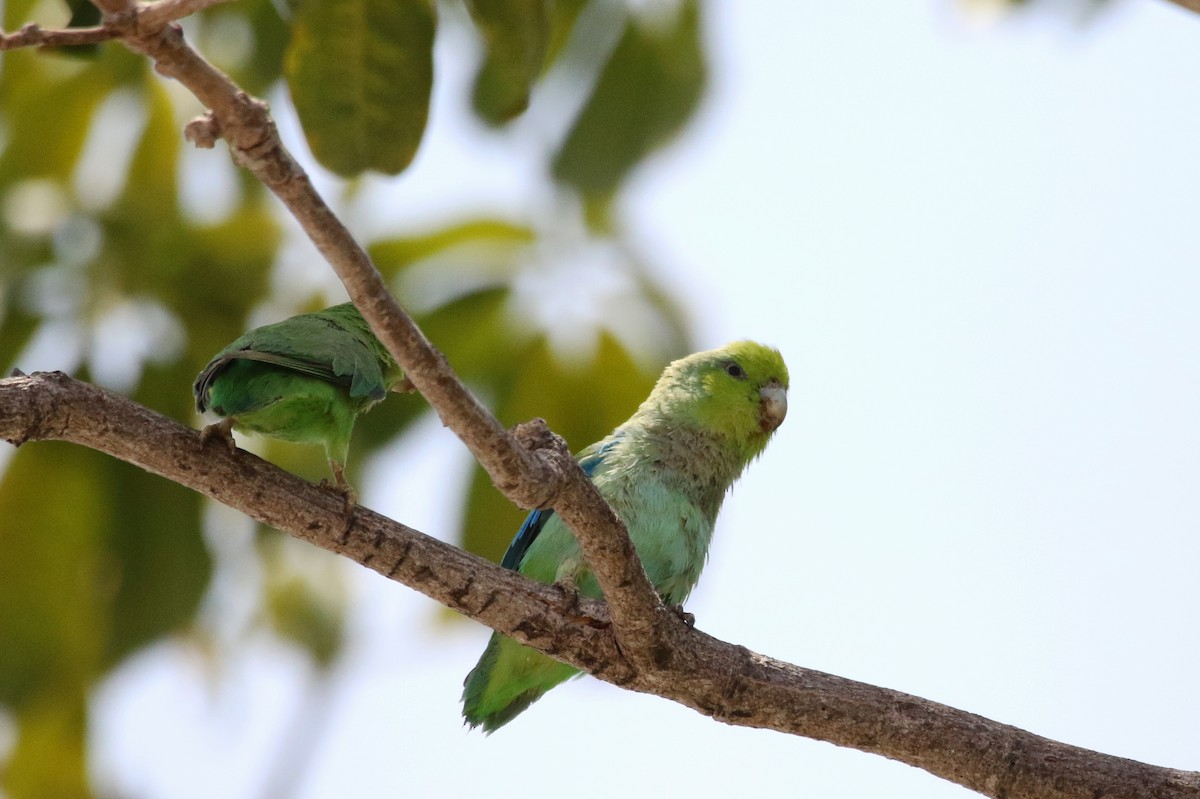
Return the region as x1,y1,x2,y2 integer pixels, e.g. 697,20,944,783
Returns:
462,340,789,732
193,303,408,498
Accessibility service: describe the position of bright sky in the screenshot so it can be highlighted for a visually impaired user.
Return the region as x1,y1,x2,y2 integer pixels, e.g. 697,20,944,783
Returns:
90,2,1200,797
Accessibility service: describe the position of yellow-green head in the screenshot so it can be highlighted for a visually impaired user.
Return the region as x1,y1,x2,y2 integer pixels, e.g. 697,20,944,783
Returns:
636,340,789,462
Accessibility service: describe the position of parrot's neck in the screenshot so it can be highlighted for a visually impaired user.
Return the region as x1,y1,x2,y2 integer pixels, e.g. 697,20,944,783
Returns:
619,419,752,522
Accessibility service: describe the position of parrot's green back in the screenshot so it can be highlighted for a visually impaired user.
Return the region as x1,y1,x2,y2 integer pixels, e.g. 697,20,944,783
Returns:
463,341,789,732
193,303,404,478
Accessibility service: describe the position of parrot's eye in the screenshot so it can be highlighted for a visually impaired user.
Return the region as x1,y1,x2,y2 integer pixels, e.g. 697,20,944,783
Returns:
724,362,747,380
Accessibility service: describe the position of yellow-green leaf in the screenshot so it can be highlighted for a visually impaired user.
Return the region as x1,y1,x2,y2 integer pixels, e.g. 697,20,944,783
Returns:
552,0,706,209
369,217,534,281
285,0,436,177
3,693,90,799
467,0,550,124
0,444,110,708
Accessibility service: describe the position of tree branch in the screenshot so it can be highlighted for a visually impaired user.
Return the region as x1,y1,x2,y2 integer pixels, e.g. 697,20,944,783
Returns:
82,0,670,663
1,371,1196,799
4,1,1198,796
1166,0,1200,14
0,0,235,51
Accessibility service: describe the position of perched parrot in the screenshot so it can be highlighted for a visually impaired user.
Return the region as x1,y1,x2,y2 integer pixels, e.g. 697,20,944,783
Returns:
462,340,789,732
193,303,408,499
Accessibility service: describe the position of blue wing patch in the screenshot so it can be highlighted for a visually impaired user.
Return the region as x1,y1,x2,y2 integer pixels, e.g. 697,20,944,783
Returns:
497,435,621,571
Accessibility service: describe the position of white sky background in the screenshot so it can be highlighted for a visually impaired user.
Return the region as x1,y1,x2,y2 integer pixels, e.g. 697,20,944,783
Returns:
91,1,1200,797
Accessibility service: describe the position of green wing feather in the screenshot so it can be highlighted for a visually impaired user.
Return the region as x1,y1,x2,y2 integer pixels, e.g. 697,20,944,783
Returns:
194,304,398,412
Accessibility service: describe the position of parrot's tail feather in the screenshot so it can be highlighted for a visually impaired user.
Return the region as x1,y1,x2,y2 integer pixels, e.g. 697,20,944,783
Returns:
463,687,547,734
461,632,578,733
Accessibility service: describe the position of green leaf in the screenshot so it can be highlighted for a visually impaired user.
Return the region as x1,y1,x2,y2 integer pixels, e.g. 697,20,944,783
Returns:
0,433,212,702
552,0,707,210
0,444,110,709
369,217,535,282
4,693,90,799
107,362,213,663
57,0,102,58
205,0,291,96
113,81,181,228
544,0,589,66
285,0,436,177
0,304,40,374
0,55,116,185
264,573,345,670
466,0,550,124
417,285,524,380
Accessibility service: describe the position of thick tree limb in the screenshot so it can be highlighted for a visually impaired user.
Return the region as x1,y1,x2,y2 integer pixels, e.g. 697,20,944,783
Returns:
1,371,1197,799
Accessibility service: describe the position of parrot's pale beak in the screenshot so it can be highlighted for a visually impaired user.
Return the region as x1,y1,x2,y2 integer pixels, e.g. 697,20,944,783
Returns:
759,381,788,432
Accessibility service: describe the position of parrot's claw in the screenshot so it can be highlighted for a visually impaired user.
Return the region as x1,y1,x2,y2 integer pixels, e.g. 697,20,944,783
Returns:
199,418,238,452
323,462,358,529
669,604,696,628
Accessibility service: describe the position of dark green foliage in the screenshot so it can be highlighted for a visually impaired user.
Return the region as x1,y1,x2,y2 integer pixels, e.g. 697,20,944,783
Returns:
553,0,707,215
467,0,552,123
284,0,436,176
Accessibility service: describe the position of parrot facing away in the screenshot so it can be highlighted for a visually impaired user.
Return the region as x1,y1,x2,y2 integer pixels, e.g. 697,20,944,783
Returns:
462,340,788,732
193,303,408,498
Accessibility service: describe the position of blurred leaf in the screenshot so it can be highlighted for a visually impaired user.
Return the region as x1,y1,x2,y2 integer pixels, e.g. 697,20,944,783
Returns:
0,433,212,700
3,693,89,799
58,0,101,58
107,361,213,663
107,197,279,357
0,54,115,185
462,332,662,561
285,0,436,176
544,0,590,66
205,0,290,96
553,0,707,214
0,444,110,709
113,81,181,230
344,386,427,464
3,0,44,27
417,285,525,381
63,0,100,27
369,217,535,281
261,536,346,669
467,0,551,124
175,202,279,319
0,305,40,373
264,575,345,670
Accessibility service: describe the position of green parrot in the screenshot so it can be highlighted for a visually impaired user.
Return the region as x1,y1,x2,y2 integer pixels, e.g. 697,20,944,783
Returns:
193,303,408,499
462,340,789,732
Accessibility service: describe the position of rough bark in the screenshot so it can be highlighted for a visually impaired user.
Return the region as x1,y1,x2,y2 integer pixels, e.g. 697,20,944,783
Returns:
2,371,1197,799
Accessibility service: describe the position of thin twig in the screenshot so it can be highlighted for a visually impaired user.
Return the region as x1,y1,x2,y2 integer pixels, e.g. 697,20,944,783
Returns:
0,22,118,49
0,0,235,51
